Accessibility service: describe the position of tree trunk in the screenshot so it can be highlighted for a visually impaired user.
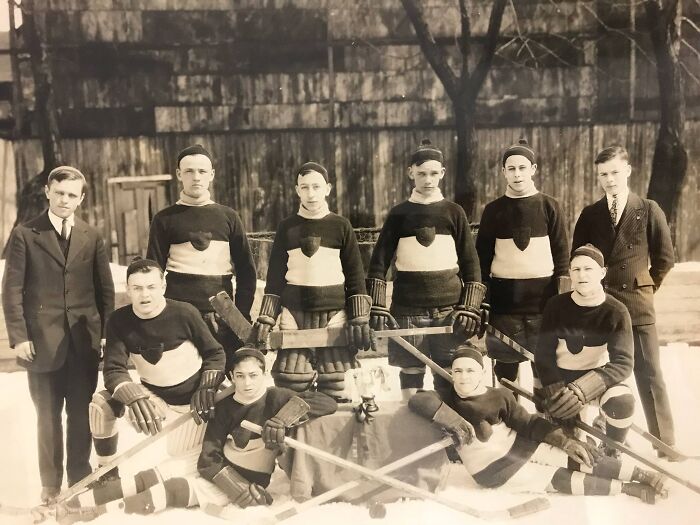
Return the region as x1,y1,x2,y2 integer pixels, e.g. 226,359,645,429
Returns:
453,102,478,221
644,0,686,244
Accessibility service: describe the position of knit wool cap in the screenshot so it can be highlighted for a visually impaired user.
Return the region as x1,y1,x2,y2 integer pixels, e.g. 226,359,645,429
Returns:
126,256,163,280
232,346,267,372
571,243,605,268
410,139,444,166
502,138,536,167
177,144,213,167
452,344,484,367
297,161,329,182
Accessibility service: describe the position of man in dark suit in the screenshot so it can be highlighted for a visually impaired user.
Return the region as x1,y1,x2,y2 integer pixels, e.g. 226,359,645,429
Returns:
572,146,676,457
2,166,115,502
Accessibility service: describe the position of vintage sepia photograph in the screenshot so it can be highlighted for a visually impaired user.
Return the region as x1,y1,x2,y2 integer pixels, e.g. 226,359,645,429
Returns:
0,1,697,524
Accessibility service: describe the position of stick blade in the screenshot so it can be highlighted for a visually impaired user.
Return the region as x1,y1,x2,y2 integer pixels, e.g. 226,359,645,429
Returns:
505,497,550,519
209,291,253,344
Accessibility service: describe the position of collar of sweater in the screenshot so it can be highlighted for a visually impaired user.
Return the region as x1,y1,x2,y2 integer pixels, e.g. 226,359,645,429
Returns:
571,289,606,307
408,188,444,204
505,182,538,199
298,201,331,219
177,190,214,206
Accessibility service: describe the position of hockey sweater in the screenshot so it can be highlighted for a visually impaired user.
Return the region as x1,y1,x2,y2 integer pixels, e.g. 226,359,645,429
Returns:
103,299,225,406
476,193,569,314
368,199,480,308
535,293,634,387
147,204,257,317
264,213,366,312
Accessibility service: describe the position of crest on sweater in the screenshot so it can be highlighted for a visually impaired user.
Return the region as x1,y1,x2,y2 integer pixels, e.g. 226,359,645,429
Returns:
138,343,164,365
563,334,586,354
512,227,531,251
300,235,321,258
189,231,213,251
415,226,436,247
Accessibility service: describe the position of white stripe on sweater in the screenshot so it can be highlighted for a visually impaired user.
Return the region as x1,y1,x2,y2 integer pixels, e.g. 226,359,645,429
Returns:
285,246,345,286
490,237,554,279
131,341,202,387
166,240,233,275
395,234,458,272
555,340,609,371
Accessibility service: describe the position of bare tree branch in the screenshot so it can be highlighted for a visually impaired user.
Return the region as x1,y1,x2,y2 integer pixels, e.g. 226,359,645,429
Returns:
467,0,507,102
457,0,471,78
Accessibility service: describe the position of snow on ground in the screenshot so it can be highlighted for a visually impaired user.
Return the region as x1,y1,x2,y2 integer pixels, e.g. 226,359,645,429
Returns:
1,346,699,525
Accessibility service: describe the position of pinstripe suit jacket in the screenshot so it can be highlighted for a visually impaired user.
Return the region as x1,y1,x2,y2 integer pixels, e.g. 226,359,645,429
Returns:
572,193,674,325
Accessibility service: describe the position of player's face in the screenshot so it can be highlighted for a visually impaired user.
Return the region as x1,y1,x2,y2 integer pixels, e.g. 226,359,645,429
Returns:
44,179,85,219
177,154,215,199
570,255,607,296
502,155,536,195
232,359,266,402
596,156,631,197
452,357,484,397
127,269,167,319
408,160,445,197
296,171,331,213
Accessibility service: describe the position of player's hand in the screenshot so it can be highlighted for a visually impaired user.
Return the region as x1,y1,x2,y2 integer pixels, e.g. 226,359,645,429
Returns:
545,386,584,420
190,387,216,425
251,320,273,351
99,338,106,360
127,398,165,435
15,340,35,362
346,318,371,352
369,306,399,332
561,438,601,468
448,307,481,339
262,416,287,448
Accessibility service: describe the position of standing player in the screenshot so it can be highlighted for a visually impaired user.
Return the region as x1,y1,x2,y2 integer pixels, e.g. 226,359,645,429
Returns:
409,346,667,504
251,162,371,401
89,258,226,481
572,145,676,458
367,139,484,400
535,245,635,457
476,139,569,386
147,144,257,372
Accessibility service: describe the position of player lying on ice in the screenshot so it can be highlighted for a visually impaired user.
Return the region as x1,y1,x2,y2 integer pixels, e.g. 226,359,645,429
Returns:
408,345,668,504
52,347,337,522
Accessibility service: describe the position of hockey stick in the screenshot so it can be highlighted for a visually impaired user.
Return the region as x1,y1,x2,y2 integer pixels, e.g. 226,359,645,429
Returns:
499,379,700,496
484,325,534,361
241,420,550,520
53,383,236,504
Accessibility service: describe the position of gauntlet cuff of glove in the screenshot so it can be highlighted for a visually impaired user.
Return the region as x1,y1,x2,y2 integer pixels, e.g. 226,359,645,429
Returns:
541,381,566,401
569,371,606,404
347,294,372,319
258,294,282,321
459,282,487,312
212,466,250,496
273,396,310,426
112,382,149,406
433,401,468,429
199,370,225,390
366,278,387,308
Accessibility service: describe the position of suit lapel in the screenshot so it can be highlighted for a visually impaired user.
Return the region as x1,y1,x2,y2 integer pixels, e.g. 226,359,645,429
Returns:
66,220,88,267
32,212,66,267
593,197,616,246
610,193,644,260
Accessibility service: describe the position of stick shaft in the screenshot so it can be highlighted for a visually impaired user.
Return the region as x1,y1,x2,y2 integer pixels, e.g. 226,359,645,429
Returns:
56,384,236,503
390,336,454,383
485,325,535,361
499,379,700,496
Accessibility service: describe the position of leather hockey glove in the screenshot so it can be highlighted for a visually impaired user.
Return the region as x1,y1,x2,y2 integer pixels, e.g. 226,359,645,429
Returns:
262,396,310,448
542,381,583,420
408,391,475,447
112,382,164,436
190,370,225,425
366,278,399,333
544,427,601,468
212,466,273,508
449,282,487,340
251,294,281,351
345,294,372,352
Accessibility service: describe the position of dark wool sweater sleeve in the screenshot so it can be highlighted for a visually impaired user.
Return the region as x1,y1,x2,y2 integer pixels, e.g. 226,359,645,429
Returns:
340,219,367,298
102,312,135,393
185,303,226,372
534,296,565,387
501,389,554,442
454,205,481,283
146,213,169,271
197,397,235,481
475,202,497,285
367,211,401,280
546,197,570,278
596,302,634,387
228,211,257,321
264,225,288,297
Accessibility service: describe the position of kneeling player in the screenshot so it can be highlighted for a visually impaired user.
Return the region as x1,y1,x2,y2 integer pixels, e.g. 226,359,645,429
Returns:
535,244,635,456
409,346,667,503
56,347,337,521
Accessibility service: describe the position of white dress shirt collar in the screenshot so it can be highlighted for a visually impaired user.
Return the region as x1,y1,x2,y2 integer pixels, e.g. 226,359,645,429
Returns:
47,209,75,235
605,189,629,226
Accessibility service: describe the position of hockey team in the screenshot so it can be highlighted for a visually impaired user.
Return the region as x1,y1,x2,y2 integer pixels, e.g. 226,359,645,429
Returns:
0,139,681,521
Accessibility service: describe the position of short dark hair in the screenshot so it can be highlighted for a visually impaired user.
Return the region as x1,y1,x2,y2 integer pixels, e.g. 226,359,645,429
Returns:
47,166,87,194
126,257,164,281
594,146,629,165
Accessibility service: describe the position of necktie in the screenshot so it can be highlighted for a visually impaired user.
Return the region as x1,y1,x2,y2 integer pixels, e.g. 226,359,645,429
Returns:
610,194,618,226
59,219,69,256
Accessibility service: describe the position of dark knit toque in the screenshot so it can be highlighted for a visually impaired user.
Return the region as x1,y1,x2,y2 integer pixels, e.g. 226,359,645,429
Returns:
502,138,536,167
297,161,329,182
571,243,605,268
232,346,267,372
452,344,484,367
126,256,163,280
177,144,212,167
410,139,444,166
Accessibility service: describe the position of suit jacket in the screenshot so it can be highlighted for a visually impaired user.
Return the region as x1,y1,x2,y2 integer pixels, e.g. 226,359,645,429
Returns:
572,193,674,325
2,211,115,372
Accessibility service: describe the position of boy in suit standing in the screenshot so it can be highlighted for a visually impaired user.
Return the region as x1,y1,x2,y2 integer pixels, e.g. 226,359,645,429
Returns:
2,166,115,502
572,146,676,458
